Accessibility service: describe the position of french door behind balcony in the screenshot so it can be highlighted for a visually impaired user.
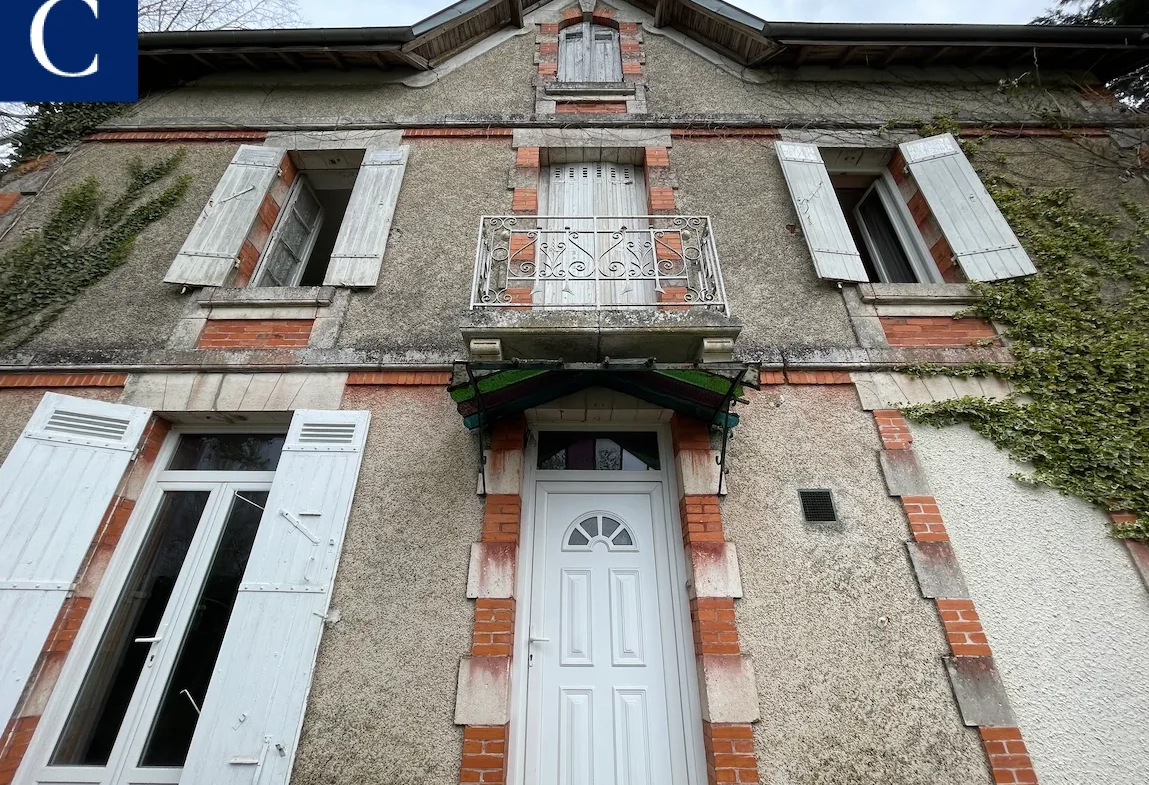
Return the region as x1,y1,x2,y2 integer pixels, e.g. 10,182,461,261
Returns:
540,163,652,308
28,478,272,785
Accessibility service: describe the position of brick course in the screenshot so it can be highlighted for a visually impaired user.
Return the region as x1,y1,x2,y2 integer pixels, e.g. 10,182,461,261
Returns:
981,727,1039,784
402,128,512,138
460,725,509,784
511,188,537,214
346,371,451,386
84,130,267,143
197,319,314,349
554,102,628,114
0,373,127,388
704,722,760,784
880,317,1000,347
873,409,913,450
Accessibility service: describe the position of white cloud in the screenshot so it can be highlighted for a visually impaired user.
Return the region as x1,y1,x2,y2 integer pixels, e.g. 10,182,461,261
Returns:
294,0,1055,28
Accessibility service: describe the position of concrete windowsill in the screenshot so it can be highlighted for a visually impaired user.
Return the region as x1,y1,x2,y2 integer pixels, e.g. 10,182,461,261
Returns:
856,283,979,306
544,81,636,98
198,286,336,320
198,286,336,308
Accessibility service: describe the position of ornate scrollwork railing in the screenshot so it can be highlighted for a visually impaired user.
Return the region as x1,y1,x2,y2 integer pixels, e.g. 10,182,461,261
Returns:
470,215,729,313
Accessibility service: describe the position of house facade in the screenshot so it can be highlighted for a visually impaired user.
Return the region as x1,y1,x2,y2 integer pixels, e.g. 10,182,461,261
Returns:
0,1,1147,784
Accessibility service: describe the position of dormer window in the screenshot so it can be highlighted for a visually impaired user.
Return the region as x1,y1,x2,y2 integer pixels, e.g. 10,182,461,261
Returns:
559,22,622,82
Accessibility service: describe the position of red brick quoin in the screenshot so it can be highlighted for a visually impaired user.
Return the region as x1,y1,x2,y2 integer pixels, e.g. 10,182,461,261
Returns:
459,417,525,785
672,415,761,785
872,409,1039,785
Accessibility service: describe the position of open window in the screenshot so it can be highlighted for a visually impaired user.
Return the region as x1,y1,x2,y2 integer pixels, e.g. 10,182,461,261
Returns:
830,171,942,284
15,412,371,785
559,22,622,82
165,144,409,289
252,150,360,287
775,135,1037,284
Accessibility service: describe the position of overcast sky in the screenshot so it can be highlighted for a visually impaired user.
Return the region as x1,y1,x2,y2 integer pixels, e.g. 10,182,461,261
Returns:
296,0,1056,28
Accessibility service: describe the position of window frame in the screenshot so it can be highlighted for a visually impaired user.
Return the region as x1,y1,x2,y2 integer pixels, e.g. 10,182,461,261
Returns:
251,175,326,288
837,168,944,285
14,426,285,785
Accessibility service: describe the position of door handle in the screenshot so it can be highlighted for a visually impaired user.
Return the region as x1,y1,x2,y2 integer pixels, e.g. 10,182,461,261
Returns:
529,636,551,643
134,635,162,644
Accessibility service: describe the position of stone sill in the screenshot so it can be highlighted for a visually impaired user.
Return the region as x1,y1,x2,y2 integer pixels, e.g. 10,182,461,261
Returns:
857,283,978,305
199,286,335,307
198,286,336,320
544,81,636,98
854,283,979,318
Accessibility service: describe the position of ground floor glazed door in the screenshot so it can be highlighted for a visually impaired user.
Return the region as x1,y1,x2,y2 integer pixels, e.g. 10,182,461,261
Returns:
524,482,688,785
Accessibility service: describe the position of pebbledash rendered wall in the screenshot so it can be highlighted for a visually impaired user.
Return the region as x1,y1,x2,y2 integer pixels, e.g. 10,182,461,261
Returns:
291,385,481,784
723,385,991,784
0,4,1147,785
910,424,1149,785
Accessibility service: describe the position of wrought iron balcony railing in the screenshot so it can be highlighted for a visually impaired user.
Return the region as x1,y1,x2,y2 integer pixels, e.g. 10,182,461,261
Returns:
470,215,729,314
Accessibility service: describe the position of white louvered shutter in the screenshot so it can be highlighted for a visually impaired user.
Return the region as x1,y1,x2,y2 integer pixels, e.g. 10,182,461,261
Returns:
180,410,370,785
323,147,410,288
0,393,151,728
898,134,1037,281
775,142,869,283
165,145,285,286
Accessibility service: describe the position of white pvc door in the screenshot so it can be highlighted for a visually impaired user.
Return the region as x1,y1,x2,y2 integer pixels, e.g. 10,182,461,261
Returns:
540,163,651,308
526,485,680,784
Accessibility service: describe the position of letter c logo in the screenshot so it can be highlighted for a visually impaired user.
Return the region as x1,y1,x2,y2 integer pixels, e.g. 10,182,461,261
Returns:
31,0,98,78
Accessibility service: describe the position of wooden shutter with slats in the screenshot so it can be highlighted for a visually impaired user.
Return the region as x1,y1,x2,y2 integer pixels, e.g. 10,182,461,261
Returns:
898,133,1037,281
323,147,409,287
164,145,286,287
775,142,869,282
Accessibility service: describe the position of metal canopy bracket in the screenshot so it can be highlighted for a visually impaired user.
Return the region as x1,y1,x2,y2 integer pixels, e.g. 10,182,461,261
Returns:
466,363,490,498
712,366,748,496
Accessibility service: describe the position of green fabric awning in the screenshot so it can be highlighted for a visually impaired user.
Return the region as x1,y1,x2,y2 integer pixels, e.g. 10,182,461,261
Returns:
448,365,751,431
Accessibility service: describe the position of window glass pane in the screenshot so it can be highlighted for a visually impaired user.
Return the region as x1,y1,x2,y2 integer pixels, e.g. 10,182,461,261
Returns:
537,432,659,470
168,434,285,472
139,491,267,767
255,239,303,287
857,190,918,283
292,185,321,231
594,440,622,470
51,491,211,766
568,529,589,546
601,518,619,537
582,517,599,537
612,528,633,547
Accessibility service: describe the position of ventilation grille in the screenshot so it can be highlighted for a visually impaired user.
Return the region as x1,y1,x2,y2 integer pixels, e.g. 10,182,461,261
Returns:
799,489,837,523
44,409,131,442
297,422,357,446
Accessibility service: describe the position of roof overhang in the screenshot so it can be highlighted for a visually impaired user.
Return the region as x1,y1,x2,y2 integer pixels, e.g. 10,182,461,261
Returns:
137,0,1149,92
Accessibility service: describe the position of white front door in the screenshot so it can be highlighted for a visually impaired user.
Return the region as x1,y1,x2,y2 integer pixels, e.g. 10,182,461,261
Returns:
524,482,690,784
